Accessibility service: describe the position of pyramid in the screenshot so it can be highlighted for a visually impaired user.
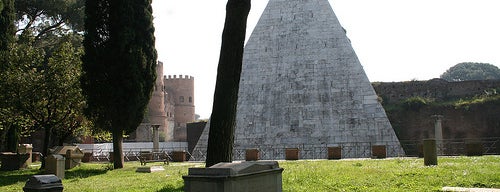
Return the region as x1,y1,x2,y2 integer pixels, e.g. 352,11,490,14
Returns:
192,0,404,160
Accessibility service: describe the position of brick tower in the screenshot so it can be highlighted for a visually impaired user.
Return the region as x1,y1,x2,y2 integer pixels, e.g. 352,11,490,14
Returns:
131,61,168,141
164,75,195,141
193,0,404,160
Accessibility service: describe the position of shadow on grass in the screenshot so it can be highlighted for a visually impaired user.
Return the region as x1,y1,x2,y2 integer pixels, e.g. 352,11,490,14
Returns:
65,167,108,179
157,185,183,192
0,169,42,186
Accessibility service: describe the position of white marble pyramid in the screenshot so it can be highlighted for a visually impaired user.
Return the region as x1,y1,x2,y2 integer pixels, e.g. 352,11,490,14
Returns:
192,0,404,160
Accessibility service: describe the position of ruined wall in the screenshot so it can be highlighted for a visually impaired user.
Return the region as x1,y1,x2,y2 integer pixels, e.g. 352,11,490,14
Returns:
373,79,500,104
373,79,500,140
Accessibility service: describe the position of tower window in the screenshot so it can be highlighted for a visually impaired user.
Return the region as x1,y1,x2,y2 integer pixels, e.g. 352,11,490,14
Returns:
180,96,184,102
189,97,192,103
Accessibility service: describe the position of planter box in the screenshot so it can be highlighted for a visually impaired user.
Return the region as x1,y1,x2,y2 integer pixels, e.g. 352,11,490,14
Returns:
172,151,186,162
327,147,341,160
285,148,299,160
371,145,386,159
245,149,259,161
465,142,484,156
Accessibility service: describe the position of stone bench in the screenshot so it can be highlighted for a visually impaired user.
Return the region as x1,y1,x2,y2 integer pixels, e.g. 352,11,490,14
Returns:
139,152,169,166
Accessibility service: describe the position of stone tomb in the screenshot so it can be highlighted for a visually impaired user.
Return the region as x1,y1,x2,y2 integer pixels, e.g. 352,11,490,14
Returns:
183,161,283,192
51,146,84,169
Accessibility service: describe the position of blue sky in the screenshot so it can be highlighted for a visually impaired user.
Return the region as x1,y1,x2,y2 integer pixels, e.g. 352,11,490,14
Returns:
152,0,500,119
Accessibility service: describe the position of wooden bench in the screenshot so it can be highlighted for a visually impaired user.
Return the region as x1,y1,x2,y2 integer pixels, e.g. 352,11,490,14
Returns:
139,152,170,166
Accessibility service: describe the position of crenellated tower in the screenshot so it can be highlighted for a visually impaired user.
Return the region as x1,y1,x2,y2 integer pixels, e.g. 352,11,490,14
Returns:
164,75,195,141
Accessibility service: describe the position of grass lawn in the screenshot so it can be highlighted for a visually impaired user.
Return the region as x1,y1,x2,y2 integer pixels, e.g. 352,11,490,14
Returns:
0,156,499,192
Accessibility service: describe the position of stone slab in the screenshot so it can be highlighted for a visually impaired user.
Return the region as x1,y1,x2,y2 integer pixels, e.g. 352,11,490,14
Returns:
136,166,165,173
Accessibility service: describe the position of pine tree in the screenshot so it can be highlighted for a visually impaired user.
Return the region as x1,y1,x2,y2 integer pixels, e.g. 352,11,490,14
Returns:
82,0,157,169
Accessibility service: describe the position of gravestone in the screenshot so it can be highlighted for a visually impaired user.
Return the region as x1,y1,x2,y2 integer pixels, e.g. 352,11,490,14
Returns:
45,155,65,179
23,174,63,192
192,0,404,160
423,139,437,166
18,144,33,167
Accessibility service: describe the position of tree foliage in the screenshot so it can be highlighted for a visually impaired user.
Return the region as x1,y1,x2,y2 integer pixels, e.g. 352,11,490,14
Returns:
440,62,500,81
82,0,157,169
1,41,87,166
0,0,15,52
15,0,84,39
206,0,250,167
0,0,88,164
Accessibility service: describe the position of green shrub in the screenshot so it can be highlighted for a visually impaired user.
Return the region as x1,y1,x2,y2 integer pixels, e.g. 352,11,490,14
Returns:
401,97,431,111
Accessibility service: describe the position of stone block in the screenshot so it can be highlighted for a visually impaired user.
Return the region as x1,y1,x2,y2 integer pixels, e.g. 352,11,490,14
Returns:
183,161,283,192
136,166,165,173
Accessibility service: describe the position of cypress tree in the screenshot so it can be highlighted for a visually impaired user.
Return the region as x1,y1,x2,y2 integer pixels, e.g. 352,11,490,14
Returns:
0,0,14,63
0,0,16,152
82,0,157,169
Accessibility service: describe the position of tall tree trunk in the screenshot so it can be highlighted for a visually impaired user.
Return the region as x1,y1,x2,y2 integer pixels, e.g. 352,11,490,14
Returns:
40,126,52,169
205,0,251,167
112,129,124,169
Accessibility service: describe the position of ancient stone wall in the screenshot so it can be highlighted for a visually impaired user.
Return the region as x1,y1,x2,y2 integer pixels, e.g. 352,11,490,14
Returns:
373,79,500,104
375,79,500,155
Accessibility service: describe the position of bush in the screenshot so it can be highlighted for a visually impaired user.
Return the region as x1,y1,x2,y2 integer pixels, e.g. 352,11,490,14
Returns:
401,97,431,111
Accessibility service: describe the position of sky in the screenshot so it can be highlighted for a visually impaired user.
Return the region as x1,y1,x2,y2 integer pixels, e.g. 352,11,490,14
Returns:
151,0,500,119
